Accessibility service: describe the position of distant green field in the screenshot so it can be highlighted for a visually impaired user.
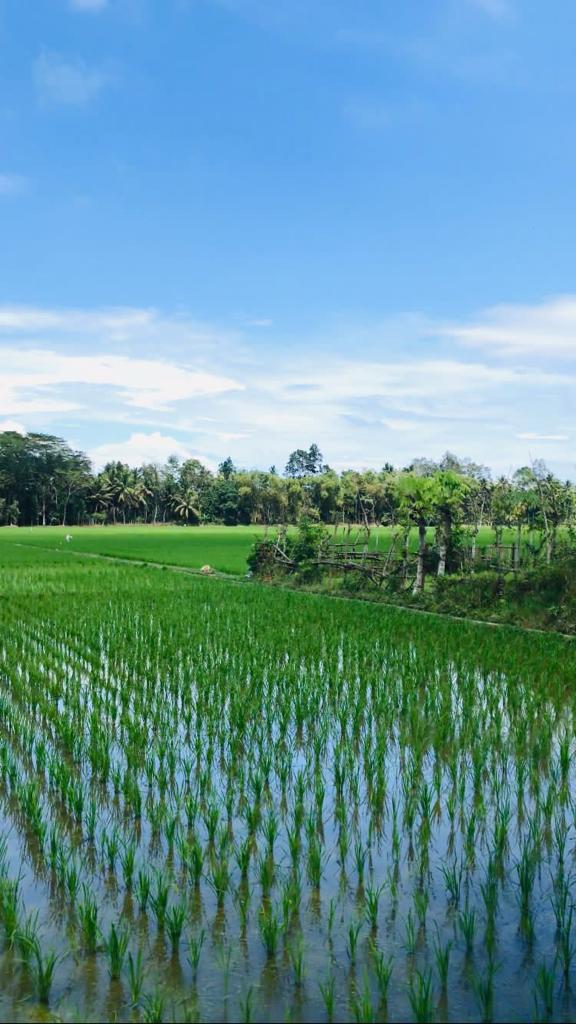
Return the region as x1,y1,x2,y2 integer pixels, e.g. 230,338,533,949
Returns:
0,525,260,575
0,523,537,575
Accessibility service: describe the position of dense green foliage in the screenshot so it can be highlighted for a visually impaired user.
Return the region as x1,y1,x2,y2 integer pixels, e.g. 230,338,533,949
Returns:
0,541,574,1020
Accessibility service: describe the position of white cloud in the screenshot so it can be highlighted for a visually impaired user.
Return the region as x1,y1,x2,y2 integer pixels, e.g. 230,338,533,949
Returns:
0,174,29,197
444,295,576,357
70,0,108,10
0,300,574,478
88,432,213,470
516,433,569,442
0,348,243,414
33,52,113,107
0,420,26,434
0,304,240,352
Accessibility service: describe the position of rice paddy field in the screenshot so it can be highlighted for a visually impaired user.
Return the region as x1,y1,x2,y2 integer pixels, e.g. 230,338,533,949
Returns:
0,537,575,1022
4,523,539,576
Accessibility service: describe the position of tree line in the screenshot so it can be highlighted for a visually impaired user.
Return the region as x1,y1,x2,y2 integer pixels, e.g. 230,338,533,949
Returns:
0,432,573,567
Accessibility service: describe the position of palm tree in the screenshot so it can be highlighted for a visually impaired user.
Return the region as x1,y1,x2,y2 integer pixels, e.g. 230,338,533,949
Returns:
171,489,201,524
394,473,436,593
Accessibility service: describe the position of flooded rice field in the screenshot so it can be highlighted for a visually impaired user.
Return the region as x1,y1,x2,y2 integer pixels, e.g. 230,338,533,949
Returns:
0,550,574,1022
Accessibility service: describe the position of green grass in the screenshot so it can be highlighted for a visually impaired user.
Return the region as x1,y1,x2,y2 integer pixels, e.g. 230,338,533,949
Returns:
0,524,261,575
0,523,539,576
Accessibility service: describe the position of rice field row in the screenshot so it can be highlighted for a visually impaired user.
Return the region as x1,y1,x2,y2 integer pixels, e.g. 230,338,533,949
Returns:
0,542,574,1021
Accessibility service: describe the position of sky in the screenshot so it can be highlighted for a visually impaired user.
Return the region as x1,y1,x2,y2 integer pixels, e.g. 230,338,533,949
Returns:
1,0,575,476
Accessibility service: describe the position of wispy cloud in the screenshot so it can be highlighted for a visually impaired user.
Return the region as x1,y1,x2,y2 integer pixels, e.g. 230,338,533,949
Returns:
443,295,576,357
33,52,114,107
0,301,573,477
0,174,30,197
516,433,569,442
0,348,243,416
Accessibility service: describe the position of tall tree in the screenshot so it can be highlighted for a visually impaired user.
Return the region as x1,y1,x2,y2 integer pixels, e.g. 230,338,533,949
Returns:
394,473,436,593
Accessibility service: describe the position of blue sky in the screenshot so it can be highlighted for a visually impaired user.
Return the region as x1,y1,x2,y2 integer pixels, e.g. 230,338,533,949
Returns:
1,0,575,475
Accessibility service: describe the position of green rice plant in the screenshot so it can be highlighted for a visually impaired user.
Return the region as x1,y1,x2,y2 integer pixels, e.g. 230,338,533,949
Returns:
203,802,219,843
287,824,301,866
136,868,151,911
128,948,145,1006
557,905,575,981
327,897,336,934
319,973,335,1022
187,928,205,978
166,902,187,950
364,883,383,931
184,792,199,829
516,842,536,919
103,827,120,870
66,858,82,902
413,886,429,928
349,970,374,1023
239,985,255,1024
338,822,350,866
458,906,477,955
104,921,130,979
85,799,98,842
120,841,136,890
245,802,261,837
442,861,462,906
493,802,511,862
262,811,279,853
209,855,230,906
347,919,363,964
235,837,251,879
31,942,60,1004
472,960,498,1023
150,872,170,927
534,961,555,1022
258,903,280,957
0,877,21,946
235,885,251,931
289,936,306,986
258,853,275,896
432,931,452,991
165,812,180,850
404,909,417,955
187,837,205,886
368,940,393,1005
354,840,366,886
0,834,8,878
408,968,435,1023
307,835,323,889
14,909,40,963
141,988,166,1023
77,884,99,951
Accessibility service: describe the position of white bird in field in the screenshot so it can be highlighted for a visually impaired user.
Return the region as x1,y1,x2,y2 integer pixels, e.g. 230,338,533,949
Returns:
65,534,73,543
